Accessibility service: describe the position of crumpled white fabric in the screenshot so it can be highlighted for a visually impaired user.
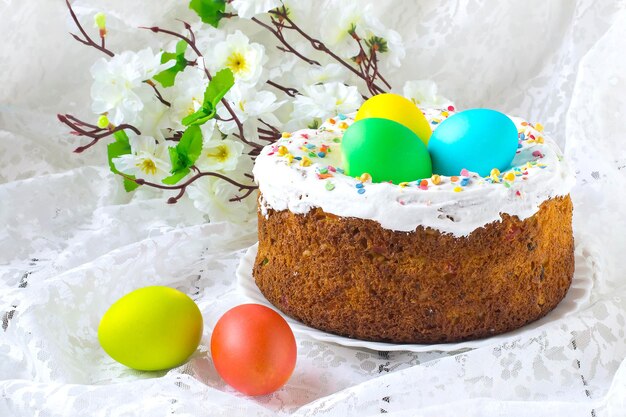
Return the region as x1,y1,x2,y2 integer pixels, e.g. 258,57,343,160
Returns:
1,1,626,416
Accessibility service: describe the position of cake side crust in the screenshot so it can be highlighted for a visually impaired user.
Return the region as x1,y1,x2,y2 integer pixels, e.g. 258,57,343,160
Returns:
253,195,574,344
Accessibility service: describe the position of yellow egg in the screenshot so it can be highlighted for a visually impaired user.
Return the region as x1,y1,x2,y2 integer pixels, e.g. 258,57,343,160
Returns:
98,286,203,371
355,93,432,145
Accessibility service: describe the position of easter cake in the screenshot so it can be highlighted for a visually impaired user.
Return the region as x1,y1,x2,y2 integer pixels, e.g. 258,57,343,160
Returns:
252,95,575,344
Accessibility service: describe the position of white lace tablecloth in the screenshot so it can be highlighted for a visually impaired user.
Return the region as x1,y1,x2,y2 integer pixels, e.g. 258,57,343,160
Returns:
2,1,626,416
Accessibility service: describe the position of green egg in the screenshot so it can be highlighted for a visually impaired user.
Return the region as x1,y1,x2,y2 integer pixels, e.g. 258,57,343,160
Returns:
98,286,203,371
341,118,432,184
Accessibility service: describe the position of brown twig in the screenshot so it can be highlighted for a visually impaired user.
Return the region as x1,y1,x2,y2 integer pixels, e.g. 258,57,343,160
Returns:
121,170,258,203
259,119,281,135
57,114,141,153
266,80,299,97
251,16,320,66
145,80,172,107
65,0,114,57
266,7,390,95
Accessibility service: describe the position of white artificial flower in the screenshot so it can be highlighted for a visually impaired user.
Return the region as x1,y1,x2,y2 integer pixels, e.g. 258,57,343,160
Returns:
319,2,384,59
291,82,362,121
402,80,454,109
194,24,225,62
166,68,209,128
209,30,266,87
231,0,280,19
382,28,405,68
318,2,403,67
302,63,349,87
187,174,257,223
112,135,171,182
90,48,174,125
195,139,244,172
136,97,171,141
216,84,285,139
279,0,312,22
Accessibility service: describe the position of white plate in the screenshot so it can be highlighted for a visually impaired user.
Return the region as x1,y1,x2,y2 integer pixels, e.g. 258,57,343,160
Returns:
236,241,594,352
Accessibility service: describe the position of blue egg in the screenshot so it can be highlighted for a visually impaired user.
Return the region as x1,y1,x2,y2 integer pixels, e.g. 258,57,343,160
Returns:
428,109,518,177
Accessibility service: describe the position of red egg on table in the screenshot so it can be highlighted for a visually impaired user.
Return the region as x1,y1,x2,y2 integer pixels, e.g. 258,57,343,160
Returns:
211,304,297,396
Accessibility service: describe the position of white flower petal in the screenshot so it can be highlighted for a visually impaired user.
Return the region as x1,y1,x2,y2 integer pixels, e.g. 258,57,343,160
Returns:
231,0,280,19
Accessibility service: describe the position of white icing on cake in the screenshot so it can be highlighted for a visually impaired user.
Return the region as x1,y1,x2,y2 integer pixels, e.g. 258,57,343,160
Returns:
253,108,575,237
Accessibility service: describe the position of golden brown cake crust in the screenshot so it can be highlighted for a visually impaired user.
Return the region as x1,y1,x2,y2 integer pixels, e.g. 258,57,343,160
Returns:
254,195,574,344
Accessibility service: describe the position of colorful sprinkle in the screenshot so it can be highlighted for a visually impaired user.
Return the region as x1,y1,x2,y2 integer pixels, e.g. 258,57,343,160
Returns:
453,186,463,192
399,182,409,188
318,151,326,158
333,138,341,143
535,123,544,132
447,105,455,112
338,114,347,120
419,179,429,190
278,146,288,156
356,183,364,189
300,157,311,167
460,177,470,186
532,150,544,158
325,181,335,191
338,122,348,129
359,173,372,183
357,188,366,194
460,168,470,177
431,174,441,185
503,172,515,182
328,118,336,124
450,176,459,183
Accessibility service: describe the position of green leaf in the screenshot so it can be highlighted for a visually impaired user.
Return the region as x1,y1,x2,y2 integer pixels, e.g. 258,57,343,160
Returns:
107,139,140,192
205,68,234,108
168,146,184,172
113,130,130,145
189,0,226,27
181,68,234,127
123,177,140,192
162,167,191,185
154,41,189,88
177,125,203,166
165,126,203,185
181,110,211,127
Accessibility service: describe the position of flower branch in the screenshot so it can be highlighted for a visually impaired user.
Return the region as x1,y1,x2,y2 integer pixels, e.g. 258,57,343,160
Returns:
250,16,320,66
65,0,114,57
266,7,389,96
266,80,299,97
145,80,172,107
57,114,141,153
121,170,257,204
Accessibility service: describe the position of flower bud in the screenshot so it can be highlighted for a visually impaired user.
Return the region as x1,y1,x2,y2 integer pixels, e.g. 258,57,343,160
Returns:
97,115,110,129
94,12,107,38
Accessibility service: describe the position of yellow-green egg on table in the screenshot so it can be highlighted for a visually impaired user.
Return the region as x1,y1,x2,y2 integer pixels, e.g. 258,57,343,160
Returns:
341,118,432,184
98,286,203,371
355,93,432,145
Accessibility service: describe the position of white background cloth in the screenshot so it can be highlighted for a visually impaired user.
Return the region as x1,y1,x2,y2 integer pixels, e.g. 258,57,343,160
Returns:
2,1,626,416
